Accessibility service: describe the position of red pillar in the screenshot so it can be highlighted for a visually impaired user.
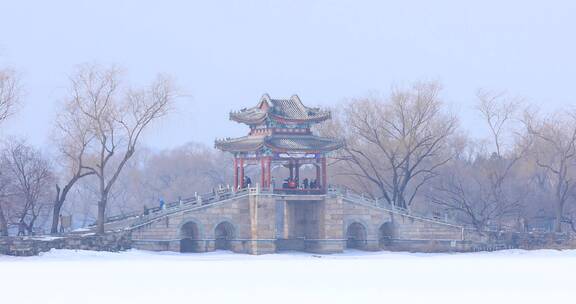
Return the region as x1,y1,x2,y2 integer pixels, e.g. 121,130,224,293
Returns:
233,158,238,190
321,157,327,191
267,157,272,188
316,155,322,183
239,158,244,189
261,157,265,188
261,156,272,189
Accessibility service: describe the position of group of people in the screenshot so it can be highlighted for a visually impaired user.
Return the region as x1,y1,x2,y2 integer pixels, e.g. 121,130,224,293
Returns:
282,177,321,190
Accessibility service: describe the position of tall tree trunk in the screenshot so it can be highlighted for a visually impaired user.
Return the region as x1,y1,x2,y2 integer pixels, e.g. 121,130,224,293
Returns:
555,199,564,233
0,204,8,237
97,197,107,235
51,185,62,234
17,220,26,236
51,203,63,235
51,175,93,234
397,195,407,209
27,212,39,236
26,223,34,235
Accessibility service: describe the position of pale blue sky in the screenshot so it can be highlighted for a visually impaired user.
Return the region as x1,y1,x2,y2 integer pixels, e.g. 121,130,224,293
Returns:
1,0,575,150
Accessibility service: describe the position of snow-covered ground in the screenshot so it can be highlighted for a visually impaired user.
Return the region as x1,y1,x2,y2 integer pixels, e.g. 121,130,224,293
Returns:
1,249,574,304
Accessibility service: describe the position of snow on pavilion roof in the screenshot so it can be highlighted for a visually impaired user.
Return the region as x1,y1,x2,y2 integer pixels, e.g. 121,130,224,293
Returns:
229,94,331,125
215,134,344,154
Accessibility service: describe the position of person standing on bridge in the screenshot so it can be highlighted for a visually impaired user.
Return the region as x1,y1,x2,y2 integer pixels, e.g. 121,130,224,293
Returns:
159,198,166,210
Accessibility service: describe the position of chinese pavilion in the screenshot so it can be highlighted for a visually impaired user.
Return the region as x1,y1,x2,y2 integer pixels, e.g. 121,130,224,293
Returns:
215,94,343,194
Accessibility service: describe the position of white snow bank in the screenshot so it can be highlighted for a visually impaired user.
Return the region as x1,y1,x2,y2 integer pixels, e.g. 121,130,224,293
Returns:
25,236,64,241
1,249,574,304
71,227,91,232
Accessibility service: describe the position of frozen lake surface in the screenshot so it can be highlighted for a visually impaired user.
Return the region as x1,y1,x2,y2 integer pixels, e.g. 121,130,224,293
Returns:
1,249,574,304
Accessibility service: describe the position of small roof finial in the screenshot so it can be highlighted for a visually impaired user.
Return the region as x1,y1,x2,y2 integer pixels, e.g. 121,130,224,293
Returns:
259,93,271,108
261,93,271,102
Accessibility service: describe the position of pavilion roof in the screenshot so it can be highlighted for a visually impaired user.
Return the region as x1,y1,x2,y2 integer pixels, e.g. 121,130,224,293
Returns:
215,134,344,154
229,94,331,125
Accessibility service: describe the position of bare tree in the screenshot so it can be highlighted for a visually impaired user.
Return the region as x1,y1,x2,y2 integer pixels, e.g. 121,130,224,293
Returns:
430,153,524,231
0,161,11,236
476,89,522,157
523,109,576,232
68,64,176,234
0,68,19,123
50,93,95,234
0,67,20,236
430,91,526,231
1,141,53,235
327,82,456,208
59,142,230,229
136,143,231,205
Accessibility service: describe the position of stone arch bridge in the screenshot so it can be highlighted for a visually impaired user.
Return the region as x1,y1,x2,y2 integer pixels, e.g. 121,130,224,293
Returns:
98,186,483,254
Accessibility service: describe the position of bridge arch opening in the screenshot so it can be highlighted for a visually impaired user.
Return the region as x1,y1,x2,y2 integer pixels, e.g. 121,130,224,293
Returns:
346,222,367,249
180,221,200,253
214,221,235,251
379,222,394,248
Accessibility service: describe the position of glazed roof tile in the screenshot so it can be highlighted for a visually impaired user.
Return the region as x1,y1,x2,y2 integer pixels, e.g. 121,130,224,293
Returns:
230,94,330,124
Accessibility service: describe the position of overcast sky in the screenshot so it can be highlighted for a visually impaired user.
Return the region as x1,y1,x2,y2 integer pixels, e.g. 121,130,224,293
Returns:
1,0,575,151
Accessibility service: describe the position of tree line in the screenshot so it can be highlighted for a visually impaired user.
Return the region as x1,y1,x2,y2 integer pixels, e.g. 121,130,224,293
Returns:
324,82,576,233
1,63,575,236
1,64,181,235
